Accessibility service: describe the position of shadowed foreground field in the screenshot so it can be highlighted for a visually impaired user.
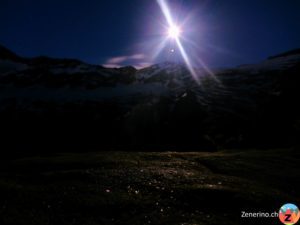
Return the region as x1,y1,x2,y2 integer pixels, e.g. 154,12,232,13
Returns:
0,149,299,225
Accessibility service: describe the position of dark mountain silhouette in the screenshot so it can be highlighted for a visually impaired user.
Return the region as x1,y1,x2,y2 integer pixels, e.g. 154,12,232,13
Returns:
1,45,300,154
0,44,24,62
268,48,300,59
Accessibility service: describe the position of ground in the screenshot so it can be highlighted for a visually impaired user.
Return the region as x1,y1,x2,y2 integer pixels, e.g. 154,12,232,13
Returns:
0,149,299,225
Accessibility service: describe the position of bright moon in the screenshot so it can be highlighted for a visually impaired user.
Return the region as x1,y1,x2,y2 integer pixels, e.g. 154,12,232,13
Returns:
168,25,181,39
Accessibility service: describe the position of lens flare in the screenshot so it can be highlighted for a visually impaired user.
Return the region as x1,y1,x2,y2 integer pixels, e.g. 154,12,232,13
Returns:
154,0,219,85
157,0,200,83
168,25,181,39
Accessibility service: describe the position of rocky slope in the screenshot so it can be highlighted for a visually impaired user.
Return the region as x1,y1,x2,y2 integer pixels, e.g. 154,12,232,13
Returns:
1,45,300,152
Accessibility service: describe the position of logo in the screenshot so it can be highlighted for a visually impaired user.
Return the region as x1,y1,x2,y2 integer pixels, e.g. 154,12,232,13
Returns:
279,203,300,225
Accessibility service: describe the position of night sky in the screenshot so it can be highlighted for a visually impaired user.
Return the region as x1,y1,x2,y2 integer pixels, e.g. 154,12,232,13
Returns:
0,0,299,68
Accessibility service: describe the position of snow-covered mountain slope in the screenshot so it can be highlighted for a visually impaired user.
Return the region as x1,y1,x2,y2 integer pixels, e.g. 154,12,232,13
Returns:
237,53,300,72
1,44,300,115
1,44,299,97
1,44,300,151
0,59,28,74
1,44,300,110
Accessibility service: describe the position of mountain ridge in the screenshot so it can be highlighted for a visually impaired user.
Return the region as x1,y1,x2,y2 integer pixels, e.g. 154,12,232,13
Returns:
2,43,300,72
1,44,300,152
